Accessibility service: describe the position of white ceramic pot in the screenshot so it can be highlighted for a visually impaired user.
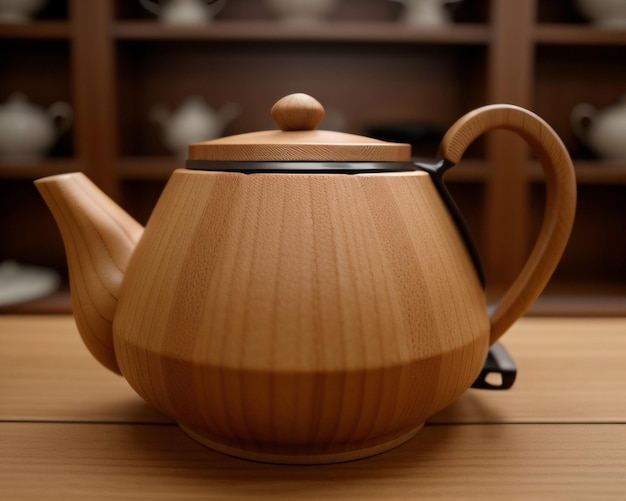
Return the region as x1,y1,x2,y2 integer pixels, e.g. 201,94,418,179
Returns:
0,0,47,23
389,0,462,26
138,0,225,25
571,95,626,160
151,96,240,157
266,0,337,23
574,0,626,27
0,93,73,161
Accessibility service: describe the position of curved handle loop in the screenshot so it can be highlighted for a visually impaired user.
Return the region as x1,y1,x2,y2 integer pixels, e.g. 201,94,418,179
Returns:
439,104,577,345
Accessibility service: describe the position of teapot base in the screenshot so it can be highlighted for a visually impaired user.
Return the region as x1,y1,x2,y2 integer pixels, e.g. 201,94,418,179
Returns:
179,422,424,465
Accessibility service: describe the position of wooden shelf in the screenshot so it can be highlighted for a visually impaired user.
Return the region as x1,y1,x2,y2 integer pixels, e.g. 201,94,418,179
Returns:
2,0,625,317
441,158,489,182
117,156,183,180
0,158,82,179
534,24,626,45
530,282,626,317
110,20,490,44
527,160,626,184
0,21,71,39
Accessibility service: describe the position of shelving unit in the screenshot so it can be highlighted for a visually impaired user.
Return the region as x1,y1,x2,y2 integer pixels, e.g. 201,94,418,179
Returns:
1,0,624,315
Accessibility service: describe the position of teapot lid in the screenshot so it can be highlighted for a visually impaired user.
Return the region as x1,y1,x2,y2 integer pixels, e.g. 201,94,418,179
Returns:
187,93,411,163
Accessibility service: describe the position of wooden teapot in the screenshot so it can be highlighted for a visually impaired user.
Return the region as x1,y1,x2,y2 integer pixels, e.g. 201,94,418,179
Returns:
36,93,576,464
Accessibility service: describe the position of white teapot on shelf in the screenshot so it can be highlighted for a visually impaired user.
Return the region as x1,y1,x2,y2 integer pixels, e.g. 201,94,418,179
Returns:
151,96,240,157
0,0,47,23
266,0,337,23
574,0,626,27
570,95,626,160
388,0,462,27
138,0,225,25
0,93,72,162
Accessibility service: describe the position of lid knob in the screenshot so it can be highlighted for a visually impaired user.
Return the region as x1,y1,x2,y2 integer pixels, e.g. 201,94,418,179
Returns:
271,93,325,131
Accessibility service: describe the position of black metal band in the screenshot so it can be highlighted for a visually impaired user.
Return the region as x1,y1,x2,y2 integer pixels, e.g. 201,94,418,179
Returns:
186,161,419,174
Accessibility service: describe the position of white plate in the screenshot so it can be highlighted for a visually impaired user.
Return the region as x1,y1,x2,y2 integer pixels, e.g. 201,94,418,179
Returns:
0,260,61,306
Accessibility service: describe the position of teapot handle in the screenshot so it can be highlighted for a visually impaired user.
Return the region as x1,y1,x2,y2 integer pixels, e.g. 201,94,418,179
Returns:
438,104,576,345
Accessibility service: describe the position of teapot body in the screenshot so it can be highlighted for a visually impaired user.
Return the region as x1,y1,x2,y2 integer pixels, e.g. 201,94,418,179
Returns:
112,168,489,462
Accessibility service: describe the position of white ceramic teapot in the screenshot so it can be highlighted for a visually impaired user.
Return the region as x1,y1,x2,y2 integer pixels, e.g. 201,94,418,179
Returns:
571,95,626,160
389,0,462,26
0,0,47,23
266,0,337,23
138,0,225,25
0,93,72,161
151,96,240,157
574,0,626,27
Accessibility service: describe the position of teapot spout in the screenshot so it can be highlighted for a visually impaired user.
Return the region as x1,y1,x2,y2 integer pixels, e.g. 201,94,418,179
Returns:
35,173,143,374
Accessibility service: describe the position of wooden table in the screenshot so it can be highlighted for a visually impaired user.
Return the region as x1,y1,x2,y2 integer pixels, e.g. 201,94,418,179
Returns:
1,316,625,499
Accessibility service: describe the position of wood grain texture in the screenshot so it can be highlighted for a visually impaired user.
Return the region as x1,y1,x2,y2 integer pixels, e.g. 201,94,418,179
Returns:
187,129,411,161
439,105,577,344
270,93,325,131
2,422,625,500
34,173,144,374
2,316,626,425
111,169,489,462
188,92,410,162
3,316,626,497
35,100,577,462
0,315,626,424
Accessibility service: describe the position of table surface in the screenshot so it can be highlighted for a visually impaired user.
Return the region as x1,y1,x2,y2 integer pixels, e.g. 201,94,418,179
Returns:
1,315,625,500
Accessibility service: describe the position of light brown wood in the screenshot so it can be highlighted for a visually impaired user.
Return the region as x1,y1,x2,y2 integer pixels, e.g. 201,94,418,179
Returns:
34,165,494,462
270,92,325,131
34,98,576,464
112,169,489,463
34,173,144,374
2,422,625,500
188,93,411,162
3,316,625,425
187,129,411,161
440,104,577,343
2,316,626,497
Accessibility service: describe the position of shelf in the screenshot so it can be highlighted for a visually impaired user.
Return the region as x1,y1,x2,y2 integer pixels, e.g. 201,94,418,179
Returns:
118,156,184,180
0,158,82,179
441,159,489,182
0,285,72,315
1,1,624,317
534,24,626,45
0,21,71,39
530,282,626,317
110,21,490,44
527,160,626,184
